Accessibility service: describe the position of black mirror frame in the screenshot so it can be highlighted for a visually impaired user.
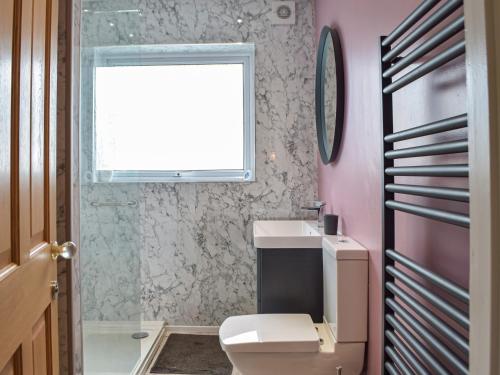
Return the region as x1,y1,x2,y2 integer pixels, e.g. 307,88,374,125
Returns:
315,26,345,164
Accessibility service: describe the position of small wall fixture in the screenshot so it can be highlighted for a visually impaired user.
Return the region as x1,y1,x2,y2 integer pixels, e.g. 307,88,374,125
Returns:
270,1,295,25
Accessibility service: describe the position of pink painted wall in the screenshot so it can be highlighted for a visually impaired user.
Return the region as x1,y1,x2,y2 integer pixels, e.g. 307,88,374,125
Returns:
314,1,469,373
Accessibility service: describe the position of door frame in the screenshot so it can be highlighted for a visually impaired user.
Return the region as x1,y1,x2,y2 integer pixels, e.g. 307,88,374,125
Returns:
465,0,500,373
58,0,83,374
69,0,83,371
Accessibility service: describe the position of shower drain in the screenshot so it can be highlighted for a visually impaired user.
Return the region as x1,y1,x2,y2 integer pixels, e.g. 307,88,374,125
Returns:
131,332,149,339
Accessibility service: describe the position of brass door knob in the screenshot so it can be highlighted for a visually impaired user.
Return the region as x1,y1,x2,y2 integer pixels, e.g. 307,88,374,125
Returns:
51,241,78,260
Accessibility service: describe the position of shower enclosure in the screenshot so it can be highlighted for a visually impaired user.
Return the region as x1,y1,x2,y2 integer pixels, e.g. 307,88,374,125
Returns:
78,2,163,374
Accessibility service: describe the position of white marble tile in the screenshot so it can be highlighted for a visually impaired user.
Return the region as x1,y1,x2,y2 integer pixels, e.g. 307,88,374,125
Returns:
79,0,318,326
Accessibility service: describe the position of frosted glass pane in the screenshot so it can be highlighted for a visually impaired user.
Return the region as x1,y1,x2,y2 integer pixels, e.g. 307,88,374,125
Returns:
95,64,244,171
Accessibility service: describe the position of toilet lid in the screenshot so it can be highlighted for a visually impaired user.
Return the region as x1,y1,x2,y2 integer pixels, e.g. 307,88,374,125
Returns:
219,314,320,353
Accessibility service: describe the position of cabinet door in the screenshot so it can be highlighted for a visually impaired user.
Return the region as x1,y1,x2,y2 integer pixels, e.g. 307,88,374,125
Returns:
258,249,324,322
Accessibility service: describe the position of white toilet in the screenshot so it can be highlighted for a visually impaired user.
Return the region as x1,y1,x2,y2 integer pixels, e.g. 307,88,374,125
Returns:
219,236,368,375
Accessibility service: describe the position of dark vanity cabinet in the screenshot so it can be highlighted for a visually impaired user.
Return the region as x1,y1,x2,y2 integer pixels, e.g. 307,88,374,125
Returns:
257,248,323,323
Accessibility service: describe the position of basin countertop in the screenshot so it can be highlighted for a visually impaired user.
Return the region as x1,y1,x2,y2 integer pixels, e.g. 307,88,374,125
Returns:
253,220,322,249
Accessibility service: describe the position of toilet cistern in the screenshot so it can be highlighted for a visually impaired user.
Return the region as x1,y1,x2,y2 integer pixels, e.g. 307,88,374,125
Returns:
219,231,368,375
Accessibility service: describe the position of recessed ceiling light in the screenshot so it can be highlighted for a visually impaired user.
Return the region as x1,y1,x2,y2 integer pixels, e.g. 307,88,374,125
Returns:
109,22,115,27
129,33,134,37
236,18,243,24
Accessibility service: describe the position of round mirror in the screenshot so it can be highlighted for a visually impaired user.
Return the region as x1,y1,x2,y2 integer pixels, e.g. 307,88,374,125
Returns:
315,26,345,164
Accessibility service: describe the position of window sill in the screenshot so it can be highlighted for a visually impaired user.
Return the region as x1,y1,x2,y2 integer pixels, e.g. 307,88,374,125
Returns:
92,170,255,183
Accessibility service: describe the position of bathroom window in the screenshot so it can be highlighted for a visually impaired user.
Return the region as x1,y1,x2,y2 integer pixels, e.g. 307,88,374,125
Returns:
91,43,255,182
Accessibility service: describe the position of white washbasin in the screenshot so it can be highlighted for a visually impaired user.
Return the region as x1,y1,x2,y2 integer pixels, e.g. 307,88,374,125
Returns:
253,220,322,249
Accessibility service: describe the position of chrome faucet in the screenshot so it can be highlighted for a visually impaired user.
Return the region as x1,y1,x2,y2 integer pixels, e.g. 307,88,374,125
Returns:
301,200,326,227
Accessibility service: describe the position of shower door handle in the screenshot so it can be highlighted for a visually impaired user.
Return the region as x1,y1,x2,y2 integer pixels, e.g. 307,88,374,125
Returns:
51,241,78,260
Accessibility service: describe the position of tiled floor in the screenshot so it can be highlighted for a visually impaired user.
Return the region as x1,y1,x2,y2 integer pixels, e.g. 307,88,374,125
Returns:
144,326,240,375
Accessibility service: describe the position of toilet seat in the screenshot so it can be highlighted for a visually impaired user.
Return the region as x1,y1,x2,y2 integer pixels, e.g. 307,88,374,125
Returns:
219,314,320,353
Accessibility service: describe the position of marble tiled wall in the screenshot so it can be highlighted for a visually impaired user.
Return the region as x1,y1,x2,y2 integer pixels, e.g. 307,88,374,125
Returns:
80,0,317,325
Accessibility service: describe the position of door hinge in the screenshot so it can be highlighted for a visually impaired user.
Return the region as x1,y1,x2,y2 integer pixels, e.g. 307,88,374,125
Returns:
50,280,59,300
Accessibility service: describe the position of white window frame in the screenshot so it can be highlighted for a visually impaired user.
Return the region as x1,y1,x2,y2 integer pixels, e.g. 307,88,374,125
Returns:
90,43,255,183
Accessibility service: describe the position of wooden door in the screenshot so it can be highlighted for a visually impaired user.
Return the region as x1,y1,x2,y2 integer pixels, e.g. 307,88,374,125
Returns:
0,0,60,374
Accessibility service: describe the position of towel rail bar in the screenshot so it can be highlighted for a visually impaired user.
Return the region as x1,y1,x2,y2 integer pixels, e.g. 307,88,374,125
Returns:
384,362,399,375
386,265,469,329
382,0,463,62
384,40,465,94
385,184,469,202
90,200,138,208
384,16,465,78
386,330,431,375
385,164,468,177
385,200,469,227
386,282,469,353
386,299,468,375
386,249,470,302
385,346,414,375
385,139,468,159
386,314,449,374
382,0,440,47
384,114,467,143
